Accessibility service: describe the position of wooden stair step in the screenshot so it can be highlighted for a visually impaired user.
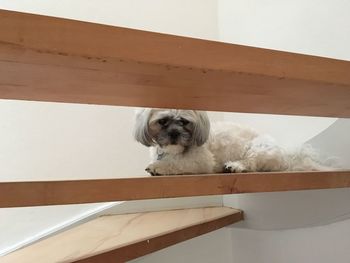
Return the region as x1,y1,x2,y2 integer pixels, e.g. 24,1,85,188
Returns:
1,9,350,117
1,171,349,208
0,206,243,263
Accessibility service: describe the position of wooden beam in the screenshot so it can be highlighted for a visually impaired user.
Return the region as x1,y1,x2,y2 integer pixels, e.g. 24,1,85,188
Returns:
0,207,243,263
1,9,350,117
1,171,350,208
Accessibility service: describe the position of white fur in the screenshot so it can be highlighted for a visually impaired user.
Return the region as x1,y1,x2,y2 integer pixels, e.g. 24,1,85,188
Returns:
134,109,333,176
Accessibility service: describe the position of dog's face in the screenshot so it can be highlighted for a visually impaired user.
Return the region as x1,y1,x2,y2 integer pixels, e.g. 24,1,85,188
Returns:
134,109,210,152
148,110,195,148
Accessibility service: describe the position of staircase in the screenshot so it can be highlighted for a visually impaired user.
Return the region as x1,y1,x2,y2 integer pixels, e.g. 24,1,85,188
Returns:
0,9,349,262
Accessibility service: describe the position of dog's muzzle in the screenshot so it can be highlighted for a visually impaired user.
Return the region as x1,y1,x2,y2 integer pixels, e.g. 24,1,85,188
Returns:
168,129,180,144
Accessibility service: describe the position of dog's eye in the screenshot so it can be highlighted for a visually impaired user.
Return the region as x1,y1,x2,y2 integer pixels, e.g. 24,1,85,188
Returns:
179,119,189,126
158,118,168,126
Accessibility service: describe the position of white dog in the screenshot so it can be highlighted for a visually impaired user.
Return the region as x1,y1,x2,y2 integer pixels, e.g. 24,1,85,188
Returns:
134,108,330,176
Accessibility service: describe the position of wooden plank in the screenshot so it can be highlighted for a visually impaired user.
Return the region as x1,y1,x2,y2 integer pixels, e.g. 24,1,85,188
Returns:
1,171,350,208
1,9,350,117
0,207,243,263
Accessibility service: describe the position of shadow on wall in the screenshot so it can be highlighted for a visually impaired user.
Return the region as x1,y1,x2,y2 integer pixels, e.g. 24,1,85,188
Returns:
308,118,350,168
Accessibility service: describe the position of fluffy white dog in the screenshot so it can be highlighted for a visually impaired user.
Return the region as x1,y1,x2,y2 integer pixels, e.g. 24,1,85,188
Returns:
134,108,330,176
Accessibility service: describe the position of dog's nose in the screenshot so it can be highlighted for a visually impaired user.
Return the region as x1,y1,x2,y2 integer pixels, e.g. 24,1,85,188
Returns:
168,130,180,140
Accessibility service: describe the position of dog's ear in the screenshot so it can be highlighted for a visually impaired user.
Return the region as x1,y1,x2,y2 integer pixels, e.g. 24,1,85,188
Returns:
193,111,210,146
133,108,154,146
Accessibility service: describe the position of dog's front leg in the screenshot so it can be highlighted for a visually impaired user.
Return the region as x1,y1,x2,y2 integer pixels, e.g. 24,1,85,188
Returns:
145,160,184,176
146,145,215,176
146,152,214,176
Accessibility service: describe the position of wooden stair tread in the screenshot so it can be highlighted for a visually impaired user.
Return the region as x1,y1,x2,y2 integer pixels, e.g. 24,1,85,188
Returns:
0,207,243,263
1,171,349,208
0,10,350,117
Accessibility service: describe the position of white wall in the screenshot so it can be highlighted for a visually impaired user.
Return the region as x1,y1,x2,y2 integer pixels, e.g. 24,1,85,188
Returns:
218,0,350,60
0,101,149,181
308,119,350,167
230,217,350,263
0,0,218,40
0,0,219,255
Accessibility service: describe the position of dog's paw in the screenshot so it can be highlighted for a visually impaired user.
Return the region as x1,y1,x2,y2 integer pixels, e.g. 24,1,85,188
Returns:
224,161,248,173
145,162,174,176
145,165,161,176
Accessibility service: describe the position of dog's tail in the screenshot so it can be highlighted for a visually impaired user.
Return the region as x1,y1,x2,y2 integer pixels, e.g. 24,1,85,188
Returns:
286,144,341,171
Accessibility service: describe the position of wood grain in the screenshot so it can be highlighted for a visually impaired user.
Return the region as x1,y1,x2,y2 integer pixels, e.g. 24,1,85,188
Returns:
1,171,350,208
1,9,350,117
0,207,243,263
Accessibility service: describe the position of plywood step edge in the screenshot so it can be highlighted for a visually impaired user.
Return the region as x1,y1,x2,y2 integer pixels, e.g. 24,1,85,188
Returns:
0,206,243,263
1,171,350,208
